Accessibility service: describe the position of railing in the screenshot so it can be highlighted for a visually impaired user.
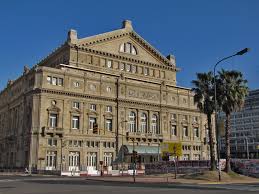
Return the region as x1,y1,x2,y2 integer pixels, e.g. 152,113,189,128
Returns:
145,160,210,175
126,132,163,139
41,126,64,136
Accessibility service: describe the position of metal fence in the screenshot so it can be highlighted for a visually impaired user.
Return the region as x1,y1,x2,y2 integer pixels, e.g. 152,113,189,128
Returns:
145,160,210,175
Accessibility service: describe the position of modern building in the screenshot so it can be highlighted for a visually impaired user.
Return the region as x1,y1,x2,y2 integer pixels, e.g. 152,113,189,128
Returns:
0,20,211,172
220,89,259,159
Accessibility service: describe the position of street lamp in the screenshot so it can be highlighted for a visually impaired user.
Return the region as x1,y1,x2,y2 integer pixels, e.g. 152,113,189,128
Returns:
120,120,128,176
213,48,250,181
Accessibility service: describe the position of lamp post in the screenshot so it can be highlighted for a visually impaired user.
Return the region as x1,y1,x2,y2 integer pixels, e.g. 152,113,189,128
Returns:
132,138,136,183
213,48,250,181
121,120,128,176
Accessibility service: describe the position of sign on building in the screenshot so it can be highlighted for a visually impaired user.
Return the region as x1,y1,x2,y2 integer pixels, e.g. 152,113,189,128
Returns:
161,142,182,157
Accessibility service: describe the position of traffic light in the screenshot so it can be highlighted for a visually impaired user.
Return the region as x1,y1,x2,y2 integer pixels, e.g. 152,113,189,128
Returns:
93,123,98,134
132,150,138,163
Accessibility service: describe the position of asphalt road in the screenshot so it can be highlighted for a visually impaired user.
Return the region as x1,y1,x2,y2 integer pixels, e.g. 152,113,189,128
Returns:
0,176,258,194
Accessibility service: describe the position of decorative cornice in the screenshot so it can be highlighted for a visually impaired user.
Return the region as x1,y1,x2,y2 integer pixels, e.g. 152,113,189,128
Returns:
36,88,200,113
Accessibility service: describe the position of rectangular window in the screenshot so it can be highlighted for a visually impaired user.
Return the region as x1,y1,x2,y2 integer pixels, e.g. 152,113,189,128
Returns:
46,151,57,170
132,65,137,73
194,128,199,137
53,139,57,146
183,154,190,161
103,142,107,148
68,151,80,169
104,152,113,167
72,116,80,129
144,67,149,76
106,119,112,131
183,126,188,137
106,106,112,112
120,63,125,71
171,125,177,136
57,78,63,86
89,117,96,130
52,77,57,85
47,76,52,84
48,138,52,146
125,43,131,53
73,101,80,109
86,152,97,168
106,60,112,68
90,104,96,111
126,64,131,72
49,113,57,128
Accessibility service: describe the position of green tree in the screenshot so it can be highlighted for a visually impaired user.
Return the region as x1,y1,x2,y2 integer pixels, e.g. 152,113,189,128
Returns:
192,72,216,171
217,69,248,173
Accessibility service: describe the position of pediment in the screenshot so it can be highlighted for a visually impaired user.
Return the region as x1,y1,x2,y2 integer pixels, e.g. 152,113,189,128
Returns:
47,105,61,112
70,109,82,114
77,30,174,67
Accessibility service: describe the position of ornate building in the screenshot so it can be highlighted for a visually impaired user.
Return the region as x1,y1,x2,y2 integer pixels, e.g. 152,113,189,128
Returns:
0,20,211,172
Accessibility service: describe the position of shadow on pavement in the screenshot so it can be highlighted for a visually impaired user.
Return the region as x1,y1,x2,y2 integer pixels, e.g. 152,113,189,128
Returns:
23,179,227,191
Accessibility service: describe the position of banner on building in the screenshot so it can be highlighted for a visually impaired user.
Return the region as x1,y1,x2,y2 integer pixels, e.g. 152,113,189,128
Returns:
161,142,182,157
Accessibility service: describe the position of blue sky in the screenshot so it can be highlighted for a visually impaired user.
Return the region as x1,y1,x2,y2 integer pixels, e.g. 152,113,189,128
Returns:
0,0,258,90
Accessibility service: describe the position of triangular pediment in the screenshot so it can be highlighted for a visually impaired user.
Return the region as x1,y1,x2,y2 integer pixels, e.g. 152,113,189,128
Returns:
76,29,174,67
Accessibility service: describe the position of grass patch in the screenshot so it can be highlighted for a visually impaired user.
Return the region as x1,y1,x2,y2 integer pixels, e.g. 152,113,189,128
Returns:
180,170,256,182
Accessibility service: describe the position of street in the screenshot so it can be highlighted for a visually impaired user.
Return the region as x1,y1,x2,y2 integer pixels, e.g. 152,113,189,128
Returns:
0,176,259,194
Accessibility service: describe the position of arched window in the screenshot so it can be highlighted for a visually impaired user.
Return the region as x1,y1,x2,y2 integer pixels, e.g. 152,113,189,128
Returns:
128,111,136,132
140,113,147,133
119,42,137,55
151,114,159,134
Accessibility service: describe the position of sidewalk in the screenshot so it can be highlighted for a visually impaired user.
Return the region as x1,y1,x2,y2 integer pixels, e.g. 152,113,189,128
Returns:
85,174,259,185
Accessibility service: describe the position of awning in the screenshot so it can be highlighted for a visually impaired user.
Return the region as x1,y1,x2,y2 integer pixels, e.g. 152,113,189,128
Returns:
123,145,161,155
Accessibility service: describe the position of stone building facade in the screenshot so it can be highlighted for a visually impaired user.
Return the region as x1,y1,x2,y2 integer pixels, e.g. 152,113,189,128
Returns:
0,20,211,172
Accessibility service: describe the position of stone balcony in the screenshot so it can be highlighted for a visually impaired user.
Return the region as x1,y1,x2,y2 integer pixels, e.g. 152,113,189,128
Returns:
41,126,64,137
126,132,163,142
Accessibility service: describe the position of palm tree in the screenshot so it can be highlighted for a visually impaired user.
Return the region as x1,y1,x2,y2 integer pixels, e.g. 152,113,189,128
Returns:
217,69,248,173
192,72,216,171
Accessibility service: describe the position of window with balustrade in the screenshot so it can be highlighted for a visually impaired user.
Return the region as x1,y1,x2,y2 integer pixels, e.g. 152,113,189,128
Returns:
128,111,136,132
140,113,147,133
49,113,58,128
151,114,158,134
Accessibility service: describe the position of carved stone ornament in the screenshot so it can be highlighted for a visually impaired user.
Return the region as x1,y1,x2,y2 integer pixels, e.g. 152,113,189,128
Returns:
128,89,159,101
